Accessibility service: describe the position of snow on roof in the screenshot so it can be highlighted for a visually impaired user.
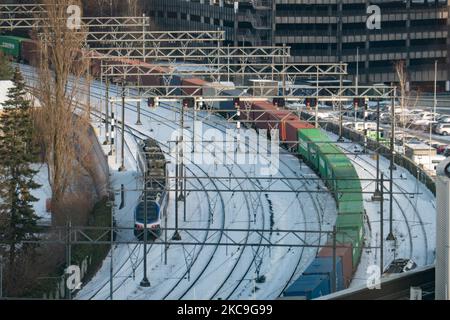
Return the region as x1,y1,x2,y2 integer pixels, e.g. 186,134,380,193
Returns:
0,80,14,109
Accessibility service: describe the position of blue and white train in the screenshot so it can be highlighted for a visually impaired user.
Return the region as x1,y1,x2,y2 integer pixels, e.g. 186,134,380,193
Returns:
135,139,169,239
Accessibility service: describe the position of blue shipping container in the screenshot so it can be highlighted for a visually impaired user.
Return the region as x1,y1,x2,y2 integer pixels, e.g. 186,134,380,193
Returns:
284,274,331,299
303,256,345,291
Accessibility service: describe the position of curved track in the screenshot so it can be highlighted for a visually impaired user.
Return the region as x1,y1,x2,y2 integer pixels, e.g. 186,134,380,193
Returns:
20,65,337,300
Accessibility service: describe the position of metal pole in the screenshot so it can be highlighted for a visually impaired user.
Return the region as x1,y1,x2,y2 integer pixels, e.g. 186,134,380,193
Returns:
380,173,384,274
173,128,181,240
136,13,145,126
66,220,72,300
109,200,114,299
136,86,142,125
338,66,344,142
104,76,110,145
372,101,382,200
119,82,126,172
434,60,438,119
87,45,91,119
282,43,286,97
179,104,185,202
184,166,187,222
315,69,319,128
140,168,150,287
0,255,3,299
387,88,396,240
192,100,197,153
390,86,397,172
332,225,337,293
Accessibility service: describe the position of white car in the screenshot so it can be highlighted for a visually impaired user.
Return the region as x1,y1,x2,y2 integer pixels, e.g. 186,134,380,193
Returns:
436,123,450,136
413,119,436,126
344,121,377,131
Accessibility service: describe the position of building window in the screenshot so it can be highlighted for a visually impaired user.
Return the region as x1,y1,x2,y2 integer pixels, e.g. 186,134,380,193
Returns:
191,15,201,22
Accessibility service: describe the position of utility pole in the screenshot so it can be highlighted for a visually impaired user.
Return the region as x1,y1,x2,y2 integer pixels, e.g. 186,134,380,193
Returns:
173,104,182,241
136,14,146,126
315,69,319,128
119,81,126,172
87,44,91,119
109,199,115,299
380,173,385,275
66,220,72,300
136,87,142,125
387,87,396,241
332,226,337,293
104,74,110,145
434,60,438,119
0,255,3,299
141,165,150,287
338,64,344,142
389,86,397,173
372,101,382,201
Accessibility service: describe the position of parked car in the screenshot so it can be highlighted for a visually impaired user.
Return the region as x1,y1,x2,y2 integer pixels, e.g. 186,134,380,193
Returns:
380,112,391,124
343,121,377,131
385,259,417,274
432,116,450,133
436,144,448,155
436,123,450,136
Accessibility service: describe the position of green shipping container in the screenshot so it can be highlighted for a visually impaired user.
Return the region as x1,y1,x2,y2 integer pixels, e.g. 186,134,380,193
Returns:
338,192,363,203
338,200,364,215
297,129,331,171
336,214,363,232
0,35,25,59
317,143,343,178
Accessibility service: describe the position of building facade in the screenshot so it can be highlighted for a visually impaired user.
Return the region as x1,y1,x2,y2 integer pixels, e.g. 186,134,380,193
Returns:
145,0,450,90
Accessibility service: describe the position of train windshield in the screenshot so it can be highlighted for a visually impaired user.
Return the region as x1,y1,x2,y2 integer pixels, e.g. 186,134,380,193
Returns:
135,201,160,224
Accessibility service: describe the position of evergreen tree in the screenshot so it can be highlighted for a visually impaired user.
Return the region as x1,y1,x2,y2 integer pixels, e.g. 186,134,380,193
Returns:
0,52,13,80
0,67,41,269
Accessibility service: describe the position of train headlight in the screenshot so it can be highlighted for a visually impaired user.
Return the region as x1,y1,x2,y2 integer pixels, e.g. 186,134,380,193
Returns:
135,224,144,230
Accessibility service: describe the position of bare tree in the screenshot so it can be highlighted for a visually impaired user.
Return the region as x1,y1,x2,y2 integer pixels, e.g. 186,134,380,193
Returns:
34,0,89,212
394,60,420,145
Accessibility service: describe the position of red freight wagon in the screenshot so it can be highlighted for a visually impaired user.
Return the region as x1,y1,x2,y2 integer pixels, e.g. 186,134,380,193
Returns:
268,110,291,131
318,243,353,288
281,117,314,146
182,78,208,96
251,101,275,131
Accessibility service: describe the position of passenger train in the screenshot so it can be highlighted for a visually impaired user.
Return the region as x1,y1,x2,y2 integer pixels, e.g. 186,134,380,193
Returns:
135,138,169,239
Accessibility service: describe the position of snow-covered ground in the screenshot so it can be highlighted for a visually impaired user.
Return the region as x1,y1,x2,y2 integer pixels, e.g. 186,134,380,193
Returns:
17,64,338,300
30,163,52,226
17,63,436,299
0,80,13,108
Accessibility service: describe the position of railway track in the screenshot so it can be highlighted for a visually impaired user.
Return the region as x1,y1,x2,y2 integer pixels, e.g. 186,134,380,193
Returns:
168,105,329,299
19,66,230,300
19,64,336,300
337,140,430,267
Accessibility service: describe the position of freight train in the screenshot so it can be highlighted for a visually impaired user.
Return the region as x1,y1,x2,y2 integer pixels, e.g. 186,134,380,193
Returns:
165,76,365,300
135,138,169,239
1,34,365,298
